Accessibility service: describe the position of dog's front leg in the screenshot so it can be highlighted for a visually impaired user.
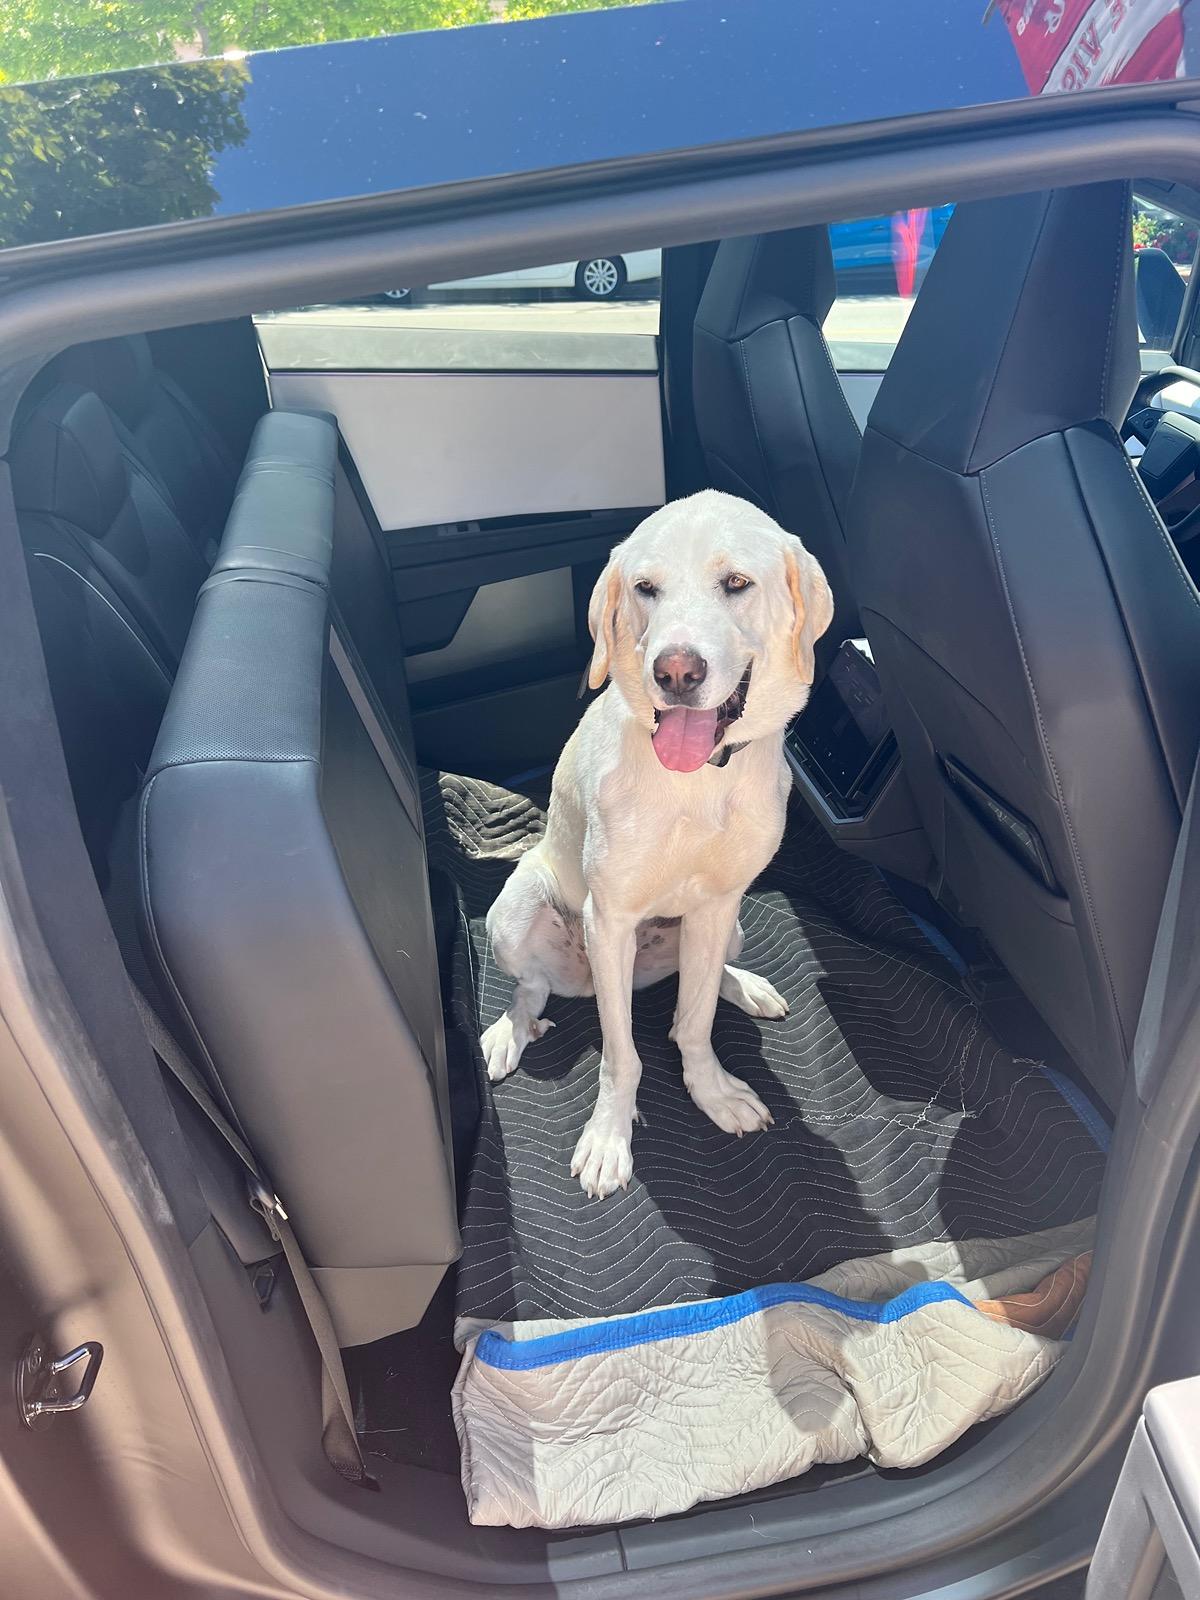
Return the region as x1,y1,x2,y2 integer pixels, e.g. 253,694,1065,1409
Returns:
674,892,774,1136
571,894,640,1198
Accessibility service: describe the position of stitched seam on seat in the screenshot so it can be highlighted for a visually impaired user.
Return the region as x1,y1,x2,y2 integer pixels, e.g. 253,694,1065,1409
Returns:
150,753,320,773
977,466,1123,1042
785,322,851,534
730,234,765,338
138,772,257,1138
1099,186,1127,417
1062,428,1188,825
1106,422,1200,618
812,319,863,441
1097,423,1200,812
965,193,1056,471
736,339,782,522
31,553,174,691
49,415,119,531
705,449,769,509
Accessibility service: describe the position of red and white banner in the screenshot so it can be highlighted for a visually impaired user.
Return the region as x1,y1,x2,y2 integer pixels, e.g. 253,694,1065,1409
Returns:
995,0,1187,94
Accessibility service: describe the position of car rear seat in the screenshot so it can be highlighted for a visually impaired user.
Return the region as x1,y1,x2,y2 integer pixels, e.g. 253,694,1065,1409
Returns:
140,527,455,1345
12,336,453,1344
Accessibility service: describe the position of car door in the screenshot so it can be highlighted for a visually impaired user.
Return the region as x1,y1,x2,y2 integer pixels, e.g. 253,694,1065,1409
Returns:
255,253,664,780
1089,1379,1200,1599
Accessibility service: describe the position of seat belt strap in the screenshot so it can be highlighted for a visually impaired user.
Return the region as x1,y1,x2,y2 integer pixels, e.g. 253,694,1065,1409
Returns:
127,984,376,1490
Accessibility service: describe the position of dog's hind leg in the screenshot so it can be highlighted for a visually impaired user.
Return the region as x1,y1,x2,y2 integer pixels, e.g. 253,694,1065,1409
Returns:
481,852,590,1083
719,964,789,1020
481,972,553,1083
717,918,789,1020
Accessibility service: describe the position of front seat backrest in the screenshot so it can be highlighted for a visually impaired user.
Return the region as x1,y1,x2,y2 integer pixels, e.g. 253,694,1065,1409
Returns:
55,334,242,561
10,381,208,670
693,227,860,671
849,181,1200,1107
1135,245,1185,349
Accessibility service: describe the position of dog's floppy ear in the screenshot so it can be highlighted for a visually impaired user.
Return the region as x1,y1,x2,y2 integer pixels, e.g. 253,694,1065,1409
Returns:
587,560,624,690
783,536,834,684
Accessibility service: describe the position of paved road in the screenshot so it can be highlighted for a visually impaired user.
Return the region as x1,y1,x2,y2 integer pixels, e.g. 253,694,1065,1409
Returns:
260,292,915,372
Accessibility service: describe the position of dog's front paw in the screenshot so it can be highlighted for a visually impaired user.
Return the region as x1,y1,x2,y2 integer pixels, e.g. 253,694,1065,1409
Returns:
686,1060,774,1136
570,1117,634,1199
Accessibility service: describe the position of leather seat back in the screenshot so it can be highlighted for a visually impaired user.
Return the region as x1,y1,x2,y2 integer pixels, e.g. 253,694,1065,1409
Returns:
848,182,1200,1106
693,227,860,669
141,525,456,1347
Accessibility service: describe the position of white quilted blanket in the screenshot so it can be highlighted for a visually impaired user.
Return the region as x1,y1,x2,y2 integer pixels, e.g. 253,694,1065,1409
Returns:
453,1218,1094,1528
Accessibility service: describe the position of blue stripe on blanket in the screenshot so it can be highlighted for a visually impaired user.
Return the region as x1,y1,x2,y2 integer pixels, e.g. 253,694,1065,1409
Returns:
475,1278,975,1371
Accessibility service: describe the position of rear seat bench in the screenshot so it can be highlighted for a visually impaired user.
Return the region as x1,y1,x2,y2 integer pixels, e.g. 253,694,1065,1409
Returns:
13,336,457,1345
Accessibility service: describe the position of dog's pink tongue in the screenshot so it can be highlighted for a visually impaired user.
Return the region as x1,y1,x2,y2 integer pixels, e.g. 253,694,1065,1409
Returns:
652,707,719,772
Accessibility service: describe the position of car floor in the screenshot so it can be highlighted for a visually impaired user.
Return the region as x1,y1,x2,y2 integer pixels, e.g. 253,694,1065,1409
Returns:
351,763,1112,1492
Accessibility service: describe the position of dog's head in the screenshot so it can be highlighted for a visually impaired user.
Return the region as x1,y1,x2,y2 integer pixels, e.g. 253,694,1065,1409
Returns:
587,490,834,772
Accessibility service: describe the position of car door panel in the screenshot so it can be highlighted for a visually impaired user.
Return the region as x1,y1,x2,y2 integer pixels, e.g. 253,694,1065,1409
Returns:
262,306,664,777
270,370,664,527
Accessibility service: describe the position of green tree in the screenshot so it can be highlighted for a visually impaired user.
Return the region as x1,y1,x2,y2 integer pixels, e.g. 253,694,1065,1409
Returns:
0,2,493,85
503,0,652,16
0,1,658,86
0,63,248,246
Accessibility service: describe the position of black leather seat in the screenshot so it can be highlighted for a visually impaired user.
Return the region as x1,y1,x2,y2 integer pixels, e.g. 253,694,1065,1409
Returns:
12,382,209,672
849,181,1200,1107
693,226,860,670
1135,245,1185,349
141,551,456,1346
12,362,452,1341
54,333,243,561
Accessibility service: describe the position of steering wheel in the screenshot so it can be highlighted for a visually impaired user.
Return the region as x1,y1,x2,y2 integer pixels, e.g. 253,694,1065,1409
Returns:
1124,366,1200,553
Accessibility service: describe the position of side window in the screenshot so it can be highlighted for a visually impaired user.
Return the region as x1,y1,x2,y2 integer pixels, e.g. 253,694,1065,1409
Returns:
1132,195,1197,363
823,205,954,374
255,249,661,377
825,195,1200,376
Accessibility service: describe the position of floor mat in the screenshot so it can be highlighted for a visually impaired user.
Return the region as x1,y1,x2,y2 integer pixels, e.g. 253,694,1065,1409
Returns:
423,773,1108,1327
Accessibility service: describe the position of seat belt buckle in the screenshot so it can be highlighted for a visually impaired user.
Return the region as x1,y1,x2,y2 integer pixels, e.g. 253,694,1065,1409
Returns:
247,1176,288,1237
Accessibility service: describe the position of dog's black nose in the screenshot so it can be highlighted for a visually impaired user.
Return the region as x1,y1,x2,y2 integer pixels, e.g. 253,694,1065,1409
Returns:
653,647,707,698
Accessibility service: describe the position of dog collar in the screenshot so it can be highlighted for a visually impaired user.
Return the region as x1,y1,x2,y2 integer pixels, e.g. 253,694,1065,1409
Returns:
709,739,750,768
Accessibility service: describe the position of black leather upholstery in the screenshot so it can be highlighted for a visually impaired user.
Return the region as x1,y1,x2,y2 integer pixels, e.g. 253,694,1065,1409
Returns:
693,227,860,669
849,182,1200,1106
212,409,337,586
11,382,209,671
141,564,457,1345
55,333,241,560
1135,246,1186,350
13,351,450,1339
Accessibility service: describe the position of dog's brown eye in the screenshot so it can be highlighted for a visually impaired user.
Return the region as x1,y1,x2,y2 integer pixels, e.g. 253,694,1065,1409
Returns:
634,579,658,598
723,573,752,594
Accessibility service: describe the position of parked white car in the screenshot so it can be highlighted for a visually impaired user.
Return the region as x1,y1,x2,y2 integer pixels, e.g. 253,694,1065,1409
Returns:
381,248,662,302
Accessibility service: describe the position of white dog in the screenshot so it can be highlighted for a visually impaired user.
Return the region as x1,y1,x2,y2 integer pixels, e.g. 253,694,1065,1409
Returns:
481,490,833,1198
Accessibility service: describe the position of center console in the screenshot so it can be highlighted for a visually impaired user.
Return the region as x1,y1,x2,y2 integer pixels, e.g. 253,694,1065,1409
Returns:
785,638,931,882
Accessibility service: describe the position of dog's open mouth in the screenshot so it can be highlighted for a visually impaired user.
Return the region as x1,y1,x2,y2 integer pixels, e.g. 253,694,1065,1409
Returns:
651,663,752,773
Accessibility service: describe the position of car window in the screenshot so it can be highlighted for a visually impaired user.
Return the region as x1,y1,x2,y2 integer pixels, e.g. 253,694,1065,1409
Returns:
255,251,662,376
1133,195,1197,360
826,194,1200,374
824,205,954,373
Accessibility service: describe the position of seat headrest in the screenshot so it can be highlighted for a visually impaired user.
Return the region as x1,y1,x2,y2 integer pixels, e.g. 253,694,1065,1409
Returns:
53,335,156,429
695,226,836,342
10,383,128,538
867,182,1139,475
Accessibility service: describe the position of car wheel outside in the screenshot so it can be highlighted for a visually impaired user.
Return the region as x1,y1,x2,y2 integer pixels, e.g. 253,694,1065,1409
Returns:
575,256,626,299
